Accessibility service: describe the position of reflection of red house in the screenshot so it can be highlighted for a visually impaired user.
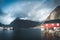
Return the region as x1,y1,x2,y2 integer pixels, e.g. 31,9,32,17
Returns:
43,23,60,28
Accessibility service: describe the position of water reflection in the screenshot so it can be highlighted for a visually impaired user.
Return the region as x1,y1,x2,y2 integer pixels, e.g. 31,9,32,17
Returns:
0,30,14,40
13,29,41,40
0,29,42,40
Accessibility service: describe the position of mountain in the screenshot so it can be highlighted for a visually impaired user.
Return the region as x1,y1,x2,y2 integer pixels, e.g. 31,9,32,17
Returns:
0,17,41,30
10,17,40,29
46,6,60,21
0,23,5,26
44,6,60,23
0,23,10,27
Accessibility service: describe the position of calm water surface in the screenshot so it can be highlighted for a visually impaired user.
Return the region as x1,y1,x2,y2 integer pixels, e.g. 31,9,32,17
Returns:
0,29,42,40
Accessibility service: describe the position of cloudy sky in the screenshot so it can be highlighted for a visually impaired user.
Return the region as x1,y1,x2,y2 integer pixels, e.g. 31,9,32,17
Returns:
0,0,60,25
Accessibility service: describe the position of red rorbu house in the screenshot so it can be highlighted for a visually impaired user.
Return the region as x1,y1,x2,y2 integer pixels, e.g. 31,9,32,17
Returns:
43,19,60,29
43,23,60,29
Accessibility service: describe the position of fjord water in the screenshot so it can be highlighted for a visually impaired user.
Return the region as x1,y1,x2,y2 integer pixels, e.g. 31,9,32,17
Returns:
0,29,42,40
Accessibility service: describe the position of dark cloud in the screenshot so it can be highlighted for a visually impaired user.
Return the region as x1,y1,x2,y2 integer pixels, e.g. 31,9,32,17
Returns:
0,0,60,25
53,0,60,5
